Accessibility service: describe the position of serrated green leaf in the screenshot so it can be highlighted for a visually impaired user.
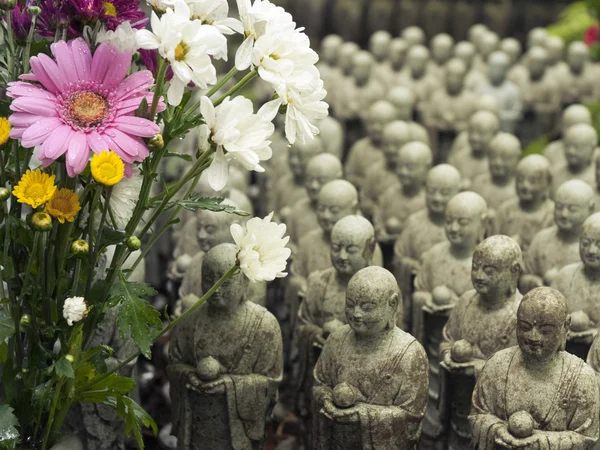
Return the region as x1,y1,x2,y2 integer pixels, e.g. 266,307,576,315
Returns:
164,152,193,161
76,373,136,403
55,356,75,378
98,227,127,250
0,317,15,342
172,196,250,216
110,278,160,358
0,404,19,443
104,395,157,449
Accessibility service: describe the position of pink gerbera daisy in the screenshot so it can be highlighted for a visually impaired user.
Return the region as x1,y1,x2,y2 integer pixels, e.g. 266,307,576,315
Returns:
7,38,164,177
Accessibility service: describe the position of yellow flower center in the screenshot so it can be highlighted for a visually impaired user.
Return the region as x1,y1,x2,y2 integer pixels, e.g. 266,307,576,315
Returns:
66,91,109,128
91,150,125,186
25,183,46,201
12,169,57,209
0,117,10,146
46,188,81,224
175,41,190,61
103,2,117,17
52,196,72,213
97,162,119,180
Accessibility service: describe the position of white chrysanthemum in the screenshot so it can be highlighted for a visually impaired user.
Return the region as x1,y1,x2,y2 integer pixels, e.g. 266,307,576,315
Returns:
96,22,138,52
63,297,88,326
235,0,295,70
186,0,243,38
136,0,228,105
110,168,143,230
146,0,176,12
230,212,291,282
201,95,274,191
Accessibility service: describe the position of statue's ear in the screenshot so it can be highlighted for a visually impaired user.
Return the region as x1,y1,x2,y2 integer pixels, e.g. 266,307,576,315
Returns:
389,292,400,311
511,261,522,278
364,237,377,260
565,314,572,331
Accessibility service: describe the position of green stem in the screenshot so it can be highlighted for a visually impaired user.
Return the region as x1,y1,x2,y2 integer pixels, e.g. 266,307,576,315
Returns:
207,67,239,98
213,69,258,107
22,13,37,74
149,58,167,120
5,9,15,81
41,378,65,450
82,189,100,299
76,264,239,394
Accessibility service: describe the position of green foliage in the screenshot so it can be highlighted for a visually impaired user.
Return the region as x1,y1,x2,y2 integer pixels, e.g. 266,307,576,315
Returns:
106,396,158,449
522,136,550,158
0,317,15,342
547,2,596,44
54,356,75,379
0,404,19,446
171,196,250,216
76,373,136,403
110,278,161,358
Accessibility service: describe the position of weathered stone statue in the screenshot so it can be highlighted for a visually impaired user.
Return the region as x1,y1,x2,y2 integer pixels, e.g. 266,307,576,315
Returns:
472,132,521,212
437,235,523,449
545,36,569,82
287,153,343,247
497,155,554,252
344,100,396,190
368,31,392,78
477,51,522,134
168,244,283,450
332,42,360,124
392,164,462,331
561,42,600,106
429,34,455,80
527,27,549,50
544,104,593,167
373,141,432,245
447,110,500,187
401,25,426,48
522,180,595,293
425,58,477,161
388,86,430,144
469,287,600,449
553,213,600,360
360,120,410,219
317,116,344,161
454,41,486,92
349,51,386,123
312,266,429,450
472,31,500,74
272,137,324,221
552,124,598,195
398,45,438,122
384,39,409,88
468,24,489,50
317,35,343,109
295,216,376,437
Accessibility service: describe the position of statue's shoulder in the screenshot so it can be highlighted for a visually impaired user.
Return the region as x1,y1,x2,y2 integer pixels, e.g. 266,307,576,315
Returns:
498,197,519,215
291,197,311,215
530,226,556,247
245,301,279,331
326,324,352,345
484,346,519,373
559,351,597,381
299,228,324,248
405,209,428,230
423,241,449,262
554,262,581,289
307,267,336,286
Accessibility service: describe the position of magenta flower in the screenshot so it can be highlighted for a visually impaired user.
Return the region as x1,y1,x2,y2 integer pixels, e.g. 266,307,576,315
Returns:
69,0,147,31
7,38,164,177
9,2,32,41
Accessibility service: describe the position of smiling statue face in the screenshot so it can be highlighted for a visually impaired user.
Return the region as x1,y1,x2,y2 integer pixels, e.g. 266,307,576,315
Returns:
471,235,521,298
395,142,432,190
425,164,461,215
517,288,569,363
196,209,236,253
444,192,487,249
468,111,500,153
564,124,597,171
345,267,399,338
580,213,600,270
330,216,375,277
553,180,594,233
316,180,358,233
304,153,342,202
515,155,551,203
202,244,246,310
488,133,521,180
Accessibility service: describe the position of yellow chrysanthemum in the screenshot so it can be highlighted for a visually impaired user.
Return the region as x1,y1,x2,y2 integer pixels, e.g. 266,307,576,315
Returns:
90,150,125,186
12,169,57,208
0,118,10,146
46,188,81,224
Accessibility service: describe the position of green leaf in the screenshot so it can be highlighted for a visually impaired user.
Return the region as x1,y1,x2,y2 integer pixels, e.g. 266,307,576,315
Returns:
0,317,15,342
522,135,550,158
55,355,75,378
104,395,157,449
0,404,19,443
110,278,160,358
0,343,8,364
98,227,127,250
171,196,250,216
76,373,136,403
164,152,193,162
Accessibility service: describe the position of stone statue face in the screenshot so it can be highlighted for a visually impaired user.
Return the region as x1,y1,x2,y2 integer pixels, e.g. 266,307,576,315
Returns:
527,54,546,79
468,120,496,153
371,40,389,62
317,190,356,233
488,55,509,85
444,202,484,249
426,174,459,215
196,211,234,253
489,142,520,180
288,145,303,178
517,294,568,363
202,247,246,310
395,147,430,190
471,249,517,298
581,221,600,270
446,67,465,95
516,165,550,203
564,134,595,171
345,283,394,337
554,186,592,233
432,41,452,65
331,230,372,277
389,42,407,69
366,109,394,145
568,48,588,73
353,59,372,85
305,159,341,202
408,49,428,77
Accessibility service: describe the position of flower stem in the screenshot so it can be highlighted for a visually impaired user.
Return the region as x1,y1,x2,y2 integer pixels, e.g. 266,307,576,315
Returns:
22,13,37,74
41,378,65,450
75,264,239,394
213,69,258,107
207,67,238,98
149,58,167,120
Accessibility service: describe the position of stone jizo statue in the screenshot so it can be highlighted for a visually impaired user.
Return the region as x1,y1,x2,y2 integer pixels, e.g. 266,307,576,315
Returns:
472,31,500,73
562,42,599,106
454,41,486,92
469,287,600,449
388,86,429,144
317,34,343,107
544,104,593,167
401,26,426,48
369,31,392,85
527,27,549,50
168,244,283,450
350,51,386,122
333,42,360,122
385,39,409,87
312,266,429,450
429,33,455,80
399,45,438,121
545,36,569,81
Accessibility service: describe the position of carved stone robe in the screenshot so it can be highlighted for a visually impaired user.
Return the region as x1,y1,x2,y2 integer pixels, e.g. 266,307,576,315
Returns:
472,173,517,212
344,137,385,191
286,198,319,247
168,301,283,450
497,197,555,253
553,263,600,326
447,145,489,184
525,226,581,284
312,326,429,450
360,161,400,220
373,185,426,244
469,347,600,450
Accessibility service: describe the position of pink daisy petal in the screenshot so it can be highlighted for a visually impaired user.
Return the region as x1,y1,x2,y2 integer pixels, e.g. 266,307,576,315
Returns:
7,82,57,101
87,130,110,154
19,73,38,82
108,128,144,157
36,54,65,92
8,113,47,128
65,132,90,177
10,97,57,116
21,117,63,147
115,71,154,101
124,164,133,178
69,38,92,82
9,128,26,139
112,116,160,137
103,48,133,88
51,41,79,85
99,133,136,164
40,125,73,160
29,56,60,93
91,43,117,86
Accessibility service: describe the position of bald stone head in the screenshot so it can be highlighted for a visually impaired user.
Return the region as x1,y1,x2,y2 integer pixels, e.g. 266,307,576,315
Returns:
432,33,454,65
545,36,564,65
488,51,510,85
339,42,360,75
528,27,548,50
396,142,433,191
562,104,592,134
580,213,600,270
382,120,412,165
468,24,488,47
445,191,488,250
454,41,476,68
304,153,343,202
366,100,397,145
517,287,569,363
426,164,461,216
472,235,523,298
389,86,415,121
516,155,552,204
564,123,597,171
196,203,241,253
568,41,589,73
468,110,500,154
446,58,467,94
346,266,401,336
353,50,375,85
402,26,425,47
369,30,392,62
288,136,324,179
317,180,359,233
321,34,343,65
488,132,521,181
554,180,595,233
389,38,409,70
331,215,376,277
203,243,247,309
407,45,430,78
477,94,500,116
527,46,548,79
500,37,522,66
478,31,499,59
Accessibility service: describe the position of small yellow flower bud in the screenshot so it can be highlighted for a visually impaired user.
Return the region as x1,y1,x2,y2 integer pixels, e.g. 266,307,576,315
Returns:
20,314,31,327
27,5,41,15
126,236,141,251
0,187,10,202
30,212,53,232
72,240,89,256
65,354,75,363
0,0,16,12
149,133,164,150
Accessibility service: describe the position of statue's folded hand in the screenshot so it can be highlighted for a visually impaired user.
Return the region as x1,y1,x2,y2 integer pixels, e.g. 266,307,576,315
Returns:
321,399,360,424
185,371,202,391
494,423,522,448
201,377,226,395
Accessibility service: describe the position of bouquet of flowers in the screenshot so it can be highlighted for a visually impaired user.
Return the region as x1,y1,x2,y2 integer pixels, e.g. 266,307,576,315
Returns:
0,0,326,447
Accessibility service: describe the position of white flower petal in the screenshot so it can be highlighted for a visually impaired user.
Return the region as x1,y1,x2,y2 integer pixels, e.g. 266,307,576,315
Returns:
235,36,254,71
206,146,229,191
200,96,216,129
